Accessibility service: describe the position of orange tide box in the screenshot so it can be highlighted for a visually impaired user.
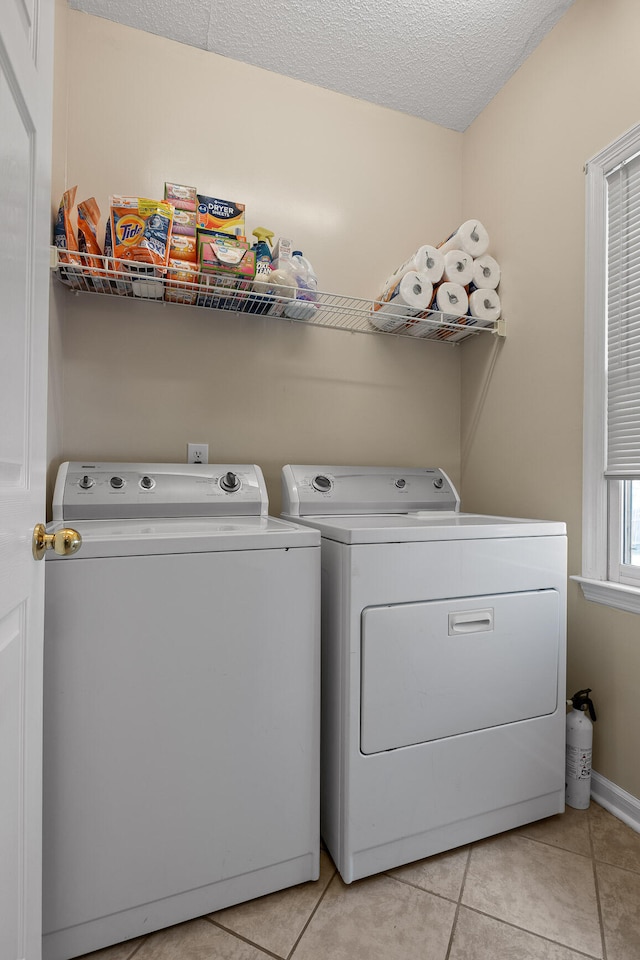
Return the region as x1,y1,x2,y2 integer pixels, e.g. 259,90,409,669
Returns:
198,232,255,279
196,195,245,236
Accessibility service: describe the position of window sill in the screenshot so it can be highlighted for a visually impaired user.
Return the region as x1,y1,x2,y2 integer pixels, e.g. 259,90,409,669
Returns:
572,576,640,614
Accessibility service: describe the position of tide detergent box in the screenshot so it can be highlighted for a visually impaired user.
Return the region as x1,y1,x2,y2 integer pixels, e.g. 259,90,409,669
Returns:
198,231,255,279
196,195,245,237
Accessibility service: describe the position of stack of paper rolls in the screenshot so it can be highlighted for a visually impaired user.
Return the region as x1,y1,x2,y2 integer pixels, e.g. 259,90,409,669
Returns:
437,220,501,337
372,220,502,339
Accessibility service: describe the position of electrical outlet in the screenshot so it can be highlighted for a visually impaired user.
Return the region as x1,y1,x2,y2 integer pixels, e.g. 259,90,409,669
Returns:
187,443,209,464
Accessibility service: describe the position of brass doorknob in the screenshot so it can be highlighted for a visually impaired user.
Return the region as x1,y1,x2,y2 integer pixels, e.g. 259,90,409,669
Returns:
32,523,82,561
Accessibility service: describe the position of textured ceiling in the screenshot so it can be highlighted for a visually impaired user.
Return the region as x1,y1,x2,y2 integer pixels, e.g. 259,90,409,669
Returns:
67,0,576,132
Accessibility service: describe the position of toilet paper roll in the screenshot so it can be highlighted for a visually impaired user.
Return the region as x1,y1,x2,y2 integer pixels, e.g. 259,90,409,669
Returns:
432,282,469,319
468,287,501,326
442,249,474,286
370,271,433,332
405,281,468,338
379,245,444,300
470,254,500,291
438,219,490,258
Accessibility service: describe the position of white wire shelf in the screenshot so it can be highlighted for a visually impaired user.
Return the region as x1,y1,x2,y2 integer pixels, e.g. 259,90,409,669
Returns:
50,248,506,343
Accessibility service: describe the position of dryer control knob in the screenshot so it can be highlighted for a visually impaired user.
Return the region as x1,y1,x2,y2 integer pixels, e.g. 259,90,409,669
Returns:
395,478,406,489
110,476,125,489
312,475,333,493
78,474,94,490
220,471,241,493
433,477,444,489
140,476,154,490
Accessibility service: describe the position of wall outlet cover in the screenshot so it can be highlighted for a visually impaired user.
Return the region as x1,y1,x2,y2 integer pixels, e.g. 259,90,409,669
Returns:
187,443,209,464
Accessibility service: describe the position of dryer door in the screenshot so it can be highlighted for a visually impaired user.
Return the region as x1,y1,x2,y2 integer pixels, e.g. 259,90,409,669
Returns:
360,590,560,754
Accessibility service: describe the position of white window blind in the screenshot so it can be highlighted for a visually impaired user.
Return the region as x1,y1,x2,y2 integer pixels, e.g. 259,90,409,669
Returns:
606,150,640,477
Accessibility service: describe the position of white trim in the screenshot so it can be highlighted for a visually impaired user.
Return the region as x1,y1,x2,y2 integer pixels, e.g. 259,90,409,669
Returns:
572,575,640,614
607,469,622,581
591,770,640,834
581,122,640,602
586,120,640,175
582,149,609,581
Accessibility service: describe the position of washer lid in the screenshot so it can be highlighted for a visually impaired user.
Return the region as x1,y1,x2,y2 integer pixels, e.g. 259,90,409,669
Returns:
45,515,320,559
285,512,566,544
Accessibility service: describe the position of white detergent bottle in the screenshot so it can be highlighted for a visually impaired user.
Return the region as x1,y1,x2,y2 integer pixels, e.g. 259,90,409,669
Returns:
565,688,597,809
284,250,319,320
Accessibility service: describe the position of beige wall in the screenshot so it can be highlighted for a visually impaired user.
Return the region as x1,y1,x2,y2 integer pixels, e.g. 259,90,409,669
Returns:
50,4,464,512
461,0,640,797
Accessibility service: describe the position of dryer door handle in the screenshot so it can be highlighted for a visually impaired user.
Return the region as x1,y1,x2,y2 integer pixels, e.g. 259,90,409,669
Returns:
448,608,494,635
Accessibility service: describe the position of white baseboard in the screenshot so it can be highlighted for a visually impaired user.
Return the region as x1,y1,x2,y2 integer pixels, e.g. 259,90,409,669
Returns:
591,770,640,834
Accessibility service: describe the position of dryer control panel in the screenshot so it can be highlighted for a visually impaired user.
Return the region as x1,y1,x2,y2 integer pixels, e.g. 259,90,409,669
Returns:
281,465,460,517
53,462,269,521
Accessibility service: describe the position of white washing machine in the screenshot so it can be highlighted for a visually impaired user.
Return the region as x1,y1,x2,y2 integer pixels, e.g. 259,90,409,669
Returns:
43,462,320,960
281,464,567,883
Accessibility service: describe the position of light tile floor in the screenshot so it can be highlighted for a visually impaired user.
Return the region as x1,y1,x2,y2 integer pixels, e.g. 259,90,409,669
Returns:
76,802,640,960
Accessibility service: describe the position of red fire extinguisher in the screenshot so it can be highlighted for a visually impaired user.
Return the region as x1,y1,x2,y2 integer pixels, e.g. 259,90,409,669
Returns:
565,688,597,809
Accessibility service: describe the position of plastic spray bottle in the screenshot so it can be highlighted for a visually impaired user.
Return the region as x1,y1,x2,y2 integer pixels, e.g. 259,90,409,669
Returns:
251,227,274,280
245,227,276,314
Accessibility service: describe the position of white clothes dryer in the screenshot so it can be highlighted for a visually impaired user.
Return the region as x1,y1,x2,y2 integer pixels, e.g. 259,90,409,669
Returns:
43,463,320,960
282,465,567,883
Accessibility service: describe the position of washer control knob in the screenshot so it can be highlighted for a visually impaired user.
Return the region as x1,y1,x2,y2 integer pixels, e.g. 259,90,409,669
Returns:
78,474,94,490
433,477,444,489
312,475,332,493
110,476,125,489
220,471,241,493
395,478,406,489
140,476,154,490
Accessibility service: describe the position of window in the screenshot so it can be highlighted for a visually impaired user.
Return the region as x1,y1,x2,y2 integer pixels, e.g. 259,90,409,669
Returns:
577,122,640,613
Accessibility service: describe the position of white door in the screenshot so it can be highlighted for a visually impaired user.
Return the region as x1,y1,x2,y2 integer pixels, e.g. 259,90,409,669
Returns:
0,0,54,957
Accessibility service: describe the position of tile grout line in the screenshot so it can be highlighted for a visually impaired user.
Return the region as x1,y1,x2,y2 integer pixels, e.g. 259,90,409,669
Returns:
590,854,640,877
516,832,594,860
125,936,148,960
286,866,338,960
459,902,604,960
384,871,462,907
443,844,473,960
588,806,609,960
205,916,285,960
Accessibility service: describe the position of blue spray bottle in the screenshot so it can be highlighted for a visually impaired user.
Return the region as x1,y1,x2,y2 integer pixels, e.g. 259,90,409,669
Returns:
252,227,274,284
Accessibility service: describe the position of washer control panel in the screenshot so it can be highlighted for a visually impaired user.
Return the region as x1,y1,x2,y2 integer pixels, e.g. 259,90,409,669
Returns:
282,465,460,517
53,462,269,521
